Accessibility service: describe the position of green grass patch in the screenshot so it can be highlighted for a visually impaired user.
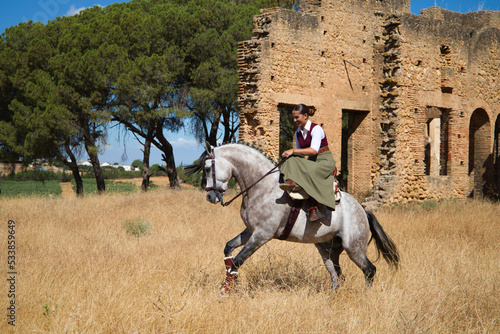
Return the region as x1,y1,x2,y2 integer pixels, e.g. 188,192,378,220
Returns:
122,218,152,238
73,179,138,194
0,180,62,198
419,200,439,211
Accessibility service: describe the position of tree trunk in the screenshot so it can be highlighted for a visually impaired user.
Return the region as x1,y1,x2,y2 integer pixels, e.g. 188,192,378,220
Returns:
141,121,156,191
208,112,221,146
155,121,180,189
86,146,105,194
221,107,238,143
71,165,84,196
221,107,231,143
82,121,105,194
62,143,83,196
141,136,152,192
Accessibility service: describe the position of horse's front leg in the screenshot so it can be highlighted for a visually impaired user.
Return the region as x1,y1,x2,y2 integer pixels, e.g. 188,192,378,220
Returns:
224,228,251,259
222,229,251,285
220,230,272,294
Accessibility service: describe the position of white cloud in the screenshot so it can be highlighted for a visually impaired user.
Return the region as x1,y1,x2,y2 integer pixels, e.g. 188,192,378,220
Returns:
66,5,88,16
172,137,198,147
66,4,104,17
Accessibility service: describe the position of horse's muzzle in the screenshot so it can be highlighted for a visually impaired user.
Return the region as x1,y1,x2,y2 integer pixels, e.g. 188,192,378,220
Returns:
207,190,219,204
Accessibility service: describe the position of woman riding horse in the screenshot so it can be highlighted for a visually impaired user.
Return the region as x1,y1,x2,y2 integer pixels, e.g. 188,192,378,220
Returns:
280,104,336,222
186,141,399,293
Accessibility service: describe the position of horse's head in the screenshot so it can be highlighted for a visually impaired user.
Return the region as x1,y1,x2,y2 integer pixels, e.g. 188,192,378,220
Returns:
184,142,232,204
185,141,277,206
203,142,233,204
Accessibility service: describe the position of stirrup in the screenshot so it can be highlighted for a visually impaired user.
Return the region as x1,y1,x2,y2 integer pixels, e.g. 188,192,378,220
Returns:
287,189,310,200
279,183,294,191
307,206,322,222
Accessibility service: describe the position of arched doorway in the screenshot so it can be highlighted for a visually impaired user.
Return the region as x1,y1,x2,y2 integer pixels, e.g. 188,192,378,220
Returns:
468,108,493,198
494,115,500,197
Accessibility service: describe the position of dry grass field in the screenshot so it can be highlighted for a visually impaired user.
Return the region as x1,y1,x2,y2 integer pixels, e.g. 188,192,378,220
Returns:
0,189,498,333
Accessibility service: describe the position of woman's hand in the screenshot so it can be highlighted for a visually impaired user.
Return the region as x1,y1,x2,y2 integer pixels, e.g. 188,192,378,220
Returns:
282,149,294,158
282,147,318,158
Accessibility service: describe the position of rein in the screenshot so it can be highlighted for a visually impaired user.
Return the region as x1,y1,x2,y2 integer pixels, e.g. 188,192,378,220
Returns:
206,153,288,207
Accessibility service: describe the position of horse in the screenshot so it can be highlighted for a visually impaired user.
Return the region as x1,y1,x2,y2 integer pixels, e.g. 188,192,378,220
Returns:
186,142,399,293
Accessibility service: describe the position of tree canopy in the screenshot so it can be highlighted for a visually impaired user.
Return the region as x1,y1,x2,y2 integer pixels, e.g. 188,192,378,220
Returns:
0,0,296,193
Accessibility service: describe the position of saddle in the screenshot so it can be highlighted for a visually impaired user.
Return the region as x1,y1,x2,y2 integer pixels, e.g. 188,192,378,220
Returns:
278,169,341,240
286,167,341,203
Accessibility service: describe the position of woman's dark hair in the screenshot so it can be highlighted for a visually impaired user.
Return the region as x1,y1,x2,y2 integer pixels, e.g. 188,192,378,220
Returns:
293,103,315,116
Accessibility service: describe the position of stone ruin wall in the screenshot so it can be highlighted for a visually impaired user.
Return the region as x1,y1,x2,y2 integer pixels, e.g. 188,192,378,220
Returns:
390,8,500,204
238,8,334,163
239,3,387,182
238,0,500,206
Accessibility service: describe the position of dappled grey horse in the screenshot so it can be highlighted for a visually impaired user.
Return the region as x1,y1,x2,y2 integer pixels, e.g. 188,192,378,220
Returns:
187,142,399,293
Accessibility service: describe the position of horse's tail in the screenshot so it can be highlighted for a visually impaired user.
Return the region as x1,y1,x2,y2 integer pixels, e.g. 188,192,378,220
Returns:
365,209,400,270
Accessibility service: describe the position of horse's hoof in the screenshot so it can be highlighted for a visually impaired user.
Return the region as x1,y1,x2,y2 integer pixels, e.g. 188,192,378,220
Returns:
219,272,238,295
218,285,233,297
217,290,229,298
219,284,231,294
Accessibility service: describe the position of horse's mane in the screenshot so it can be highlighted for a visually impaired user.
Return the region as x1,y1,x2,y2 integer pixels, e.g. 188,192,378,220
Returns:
234,141,277,165
184,141,277,177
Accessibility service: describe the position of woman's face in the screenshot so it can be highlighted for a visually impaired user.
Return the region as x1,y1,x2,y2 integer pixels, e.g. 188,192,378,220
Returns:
292,109,308,129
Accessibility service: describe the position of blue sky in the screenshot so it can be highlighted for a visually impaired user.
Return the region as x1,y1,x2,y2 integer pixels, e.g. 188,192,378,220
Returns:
1,0,499,165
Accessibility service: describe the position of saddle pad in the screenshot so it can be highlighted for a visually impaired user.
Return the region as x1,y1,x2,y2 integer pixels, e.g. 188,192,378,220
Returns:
334,180,341,202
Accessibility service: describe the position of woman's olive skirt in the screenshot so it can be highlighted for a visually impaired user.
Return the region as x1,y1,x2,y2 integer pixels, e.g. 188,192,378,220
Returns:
280,151,336,209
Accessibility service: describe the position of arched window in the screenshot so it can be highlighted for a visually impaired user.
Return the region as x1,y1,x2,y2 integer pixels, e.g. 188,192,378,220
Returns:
468,108,492,198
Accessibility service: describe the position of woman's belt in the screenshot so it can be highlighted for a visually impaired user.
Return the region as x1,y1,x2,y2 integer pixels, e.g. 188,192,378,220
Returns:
318,146,329,154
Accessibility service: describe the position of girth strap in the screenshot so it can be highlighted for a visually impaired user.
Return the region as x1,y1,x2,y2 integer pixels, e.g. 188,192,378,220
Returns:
278,203,302,240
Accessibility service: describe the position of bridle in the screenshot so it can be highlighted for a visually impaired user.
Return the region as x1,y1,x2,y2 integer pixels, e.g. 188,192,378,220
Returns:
205,151,227,204
205,151,287,207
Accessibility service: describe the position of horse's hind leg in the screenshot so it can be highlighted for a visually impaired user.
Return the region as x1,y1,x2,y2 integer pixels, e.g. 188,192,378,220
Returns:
315,239,344,290
345,248,376,288
330,246,345,285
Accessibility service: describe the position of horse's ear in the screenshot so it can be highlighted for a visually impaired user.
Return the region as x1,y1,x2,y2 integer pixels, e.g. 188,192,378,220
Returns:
205,141,213,155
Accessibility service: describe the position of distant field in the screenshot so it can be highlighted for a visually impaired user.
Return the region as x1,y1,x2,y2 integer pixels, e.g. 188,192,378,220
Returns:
0,180,62,197
72,179,138,194
0,191,498,332
0,179,139,198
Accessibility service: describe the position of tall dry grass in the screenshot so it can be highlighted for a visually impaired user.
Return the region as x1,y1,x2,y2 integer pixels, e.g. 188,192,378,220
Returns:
0,190,498,333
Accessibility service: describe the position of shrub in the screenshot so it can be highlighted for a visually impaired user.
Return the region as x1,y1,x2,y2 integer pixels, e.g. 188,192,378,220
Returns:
177,164,203,187
150,164,167,177
122,218,152,238
177,163,236,189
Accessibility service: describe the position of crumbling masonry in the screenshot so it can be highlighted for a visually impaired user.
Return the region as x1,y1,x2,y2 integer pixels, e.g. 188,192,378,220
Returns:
237,0,500,207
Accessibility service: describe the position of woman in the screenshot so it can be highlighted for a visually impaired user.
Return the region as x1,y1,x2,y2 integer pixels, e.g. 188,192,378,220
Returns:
280,104,336,222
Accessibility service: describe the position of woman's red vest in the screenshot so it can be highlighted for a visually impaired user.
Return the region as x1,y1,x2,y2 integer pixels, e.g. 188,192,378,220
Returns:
297,123,328,149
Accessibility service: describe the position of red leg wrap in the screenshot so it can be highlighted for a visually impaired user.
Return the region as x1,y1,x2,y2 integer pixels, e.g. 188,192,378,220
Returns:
224,257,233,272
220,271,238,293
